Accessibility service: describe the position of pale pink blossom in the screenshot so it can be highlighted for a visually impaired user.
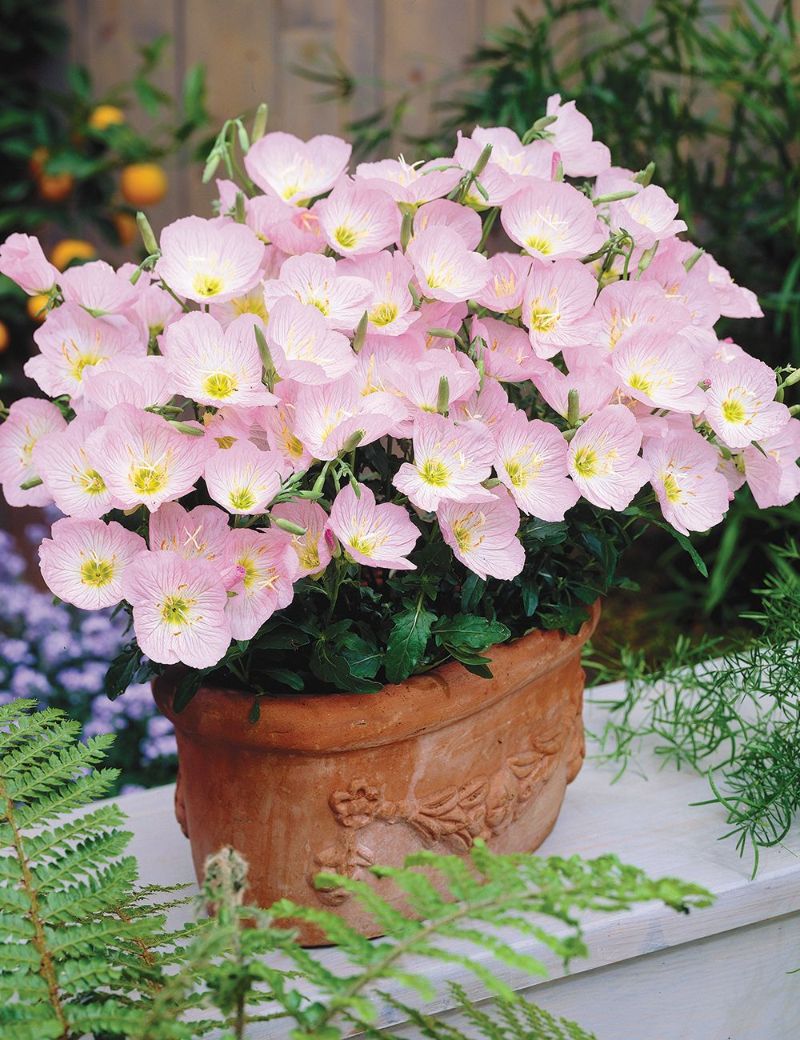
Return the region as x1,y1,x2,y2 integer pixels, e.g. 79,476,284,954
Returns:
456,127,552,181
393,414,494,511
501,181,603,260
328,482,419,570
644,433,730,534
223,529,298,640
696,253,763,320
354,157,461,204
593,280,691,354
611,328,706,412
473,254,532,313
267,206,326,255
471,316,540,383
641,241,721,329
522,259,598,357
609,185,687,248
704,356,789,448
123,551,231,667
26,303,143,400
438,487,524,580
270,499,332,575
387,349,479,417
89,405,209,511
80,356,174,412
149,502,230,563
210,285,270,328
292,375,400,460
531,360,619,420
412,300,469,347
315,180,401,256
494,411,579,520
126,280,184,337
40,517,145,609
742,420,800,508
155,216,264,303
406,226,489,303
265,297,355,384
263,254,372,331
33,412,115,518
545,95,611,177
244,131,351,204
450,379,516,431
60,260,139,315
162,312,276,407
262,384,314,471
338,251,416,335
204,440,283,514
0,398,66,507
413,200,482,250
567,404,649,509
0,233,58,294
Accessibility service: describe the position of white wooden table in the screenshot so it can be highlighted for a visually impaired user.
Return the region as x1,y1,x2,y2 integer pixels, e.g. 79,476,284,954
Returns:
117,680,800,1039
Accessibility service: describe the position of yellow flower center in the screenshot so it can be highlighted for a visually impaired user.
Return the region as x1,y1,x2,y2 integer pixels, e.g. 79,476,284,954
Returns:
79,469,107,496
203,371,238,399
130,463,168,496
297,540,320,571
230,295,268,321
504,453,541,488
573,446,599,478
160,594,193,627
721,397,747,425
529,303,559,333
369,302,398,327
628,372,654,395
193,273,224,297
215,436,237,450
79,557,115,588
334,226,360,250
662,472,683,503
229,486,257,511
348,533,376,556
526,235,552,255
419,458,450,487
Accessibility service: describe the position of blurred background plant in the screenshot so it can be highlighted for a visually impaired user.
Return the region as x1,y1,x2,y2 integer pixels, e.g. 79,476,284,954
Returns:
0,521,176,793
0,0,209,399
300,0,800,648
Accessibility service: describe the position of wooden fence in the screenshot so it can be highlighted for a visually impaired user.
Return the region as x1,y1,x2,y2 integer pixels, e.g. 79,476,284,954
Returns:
60,0,595,227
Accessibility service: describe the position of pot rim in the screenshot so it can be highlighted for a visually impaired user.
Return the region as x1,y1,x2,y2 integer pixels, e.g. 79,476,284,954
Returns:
152,600,600,754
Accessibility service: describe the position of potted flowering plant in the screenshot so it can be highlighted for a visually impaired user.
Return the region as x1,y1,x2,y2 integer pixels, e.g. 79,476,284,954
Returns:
1,97,797,943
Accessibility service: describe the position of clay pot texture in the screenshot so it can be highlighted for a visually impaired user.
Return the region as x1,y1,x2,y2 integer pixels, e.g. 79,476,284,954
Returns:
153,602,600,945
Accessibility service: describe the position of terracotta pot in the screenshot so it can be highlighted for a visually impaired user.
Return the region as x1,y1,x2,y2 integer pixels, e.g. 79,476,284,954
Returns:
153,602,600,945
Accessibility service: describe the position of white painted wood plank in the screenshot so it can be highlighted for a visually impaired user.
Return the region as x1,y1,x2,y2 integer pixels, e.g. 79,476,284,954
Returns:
110,678,800,1037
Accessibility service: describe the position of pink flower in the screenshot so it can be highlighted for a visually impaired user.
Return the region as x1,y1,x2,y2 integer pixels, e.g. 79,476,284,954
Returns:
40,517,145,609
223,529,298,640
472,316,540,383
742,420,800,508
315,180,401,256
696,253,763,320
262,384,314,471
265,297,355,384
60,260,139,315
494,411,579,520
263,254,372,332
704,356,789,448
89,405,209,511
531,360,619,420
501,181,603,260
33,412,115,518
0,398,66,507
406,227,489,303
456,127,551,182
609,185,687,249
162,312,276,407
123,551,231,667
611,328,706,412
293,375,401,461
26,303,143,400
149,502,230,563
328,483,419,570
567,405,649,510
354,157,461,204
338,251,416,335
155,216,264,303
0,233,58,294
80,356,175,412
387,349,479,417
593,281,691,354
393,414,494,511
244,131,351,204
413,200,482,251
270,499,332,575
545,95,611,177
438,487,524,581
522,259,598,357
125,280,183,338
450,379,515,431
644,433,730,534
473,253,532,313
204,440,283,514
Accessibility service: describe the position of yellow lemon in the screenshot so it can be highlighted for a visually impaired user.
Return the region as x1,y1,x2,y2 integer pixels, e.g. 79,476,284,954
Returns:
51,239,97,271
89,104,125,131
120,163,168,206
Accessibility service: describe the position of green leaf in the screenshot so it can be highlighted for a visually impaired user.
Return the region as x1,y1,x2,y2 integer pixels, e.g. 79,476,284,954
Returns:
385,604,436,683
104,645,146,701
432,615,510,651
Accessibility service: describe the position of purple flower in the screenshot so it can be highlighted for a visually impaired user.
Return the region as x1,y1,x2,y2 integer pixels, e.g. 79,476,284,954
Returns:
10,668,51,698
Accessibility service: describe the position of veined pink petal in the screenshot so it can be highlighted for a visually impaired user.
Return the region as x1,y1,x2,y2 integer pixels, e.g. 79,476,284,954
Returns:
40,517,146,610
